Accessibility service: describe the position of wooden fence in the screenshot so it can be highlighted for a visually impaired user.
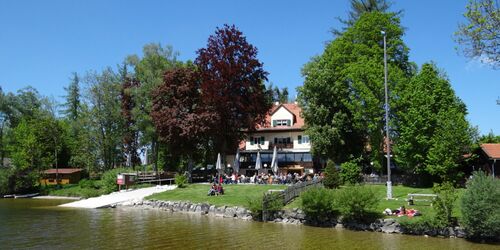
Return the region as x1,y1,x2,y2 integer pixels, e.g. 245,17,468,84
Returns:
262,179,322,221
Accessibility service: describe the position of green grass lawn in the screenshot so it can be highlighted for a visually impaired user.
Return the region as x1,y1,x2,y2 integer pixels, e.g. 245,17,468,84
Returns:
287,184,464,220
147,184,286,207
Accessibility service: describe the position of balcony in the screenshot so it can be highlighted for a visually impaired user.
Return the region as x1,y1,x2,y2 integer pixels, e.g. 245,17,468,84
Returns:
269,143,293,149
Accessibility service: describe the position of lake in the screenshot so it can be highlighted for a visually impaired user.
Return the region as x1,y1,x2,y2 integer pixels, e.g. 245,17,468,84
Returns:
0,199,497,249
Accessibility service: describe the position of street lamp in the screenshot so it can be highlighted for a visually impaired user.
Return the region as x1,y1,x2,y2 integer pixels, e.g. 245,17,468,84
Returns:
382,30,392,199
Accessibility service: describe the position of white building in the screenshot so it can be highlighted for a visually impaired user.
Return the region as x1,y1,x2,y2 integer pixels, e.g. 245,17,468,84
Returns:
228,103,314,176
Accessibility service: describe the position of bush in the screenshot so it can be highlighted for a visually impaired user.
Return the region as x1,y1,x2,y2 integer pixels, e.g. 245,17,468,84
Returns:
460,171,500,241
336,185,379,223
432,182,457,226
340,161,362,185
323,160,340,189
246,192,284,221
175,173,188,188
399,215,448,235
0,169,12,195
78,179,99,189
301,187,337,223
101,168,130,194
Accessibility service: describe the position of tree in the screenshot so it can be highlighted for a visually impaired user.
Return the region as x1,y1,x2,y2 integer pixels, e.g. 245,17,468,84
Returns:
61,73,81,121
334,0,395,35
461,171,500,240
120,65,141,168
195,24,271,156
323,160,341,189
127,43,179,171
151,66,210,175
455,0,499,69
84,68,124,171
394,63,472,181
298,12,411,165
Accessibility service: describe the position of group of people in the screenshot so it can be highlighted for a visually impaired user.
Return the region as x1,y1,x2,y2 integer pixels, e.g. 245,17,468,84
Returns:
213,172,323,185
207,183,224,196
383,206,421,217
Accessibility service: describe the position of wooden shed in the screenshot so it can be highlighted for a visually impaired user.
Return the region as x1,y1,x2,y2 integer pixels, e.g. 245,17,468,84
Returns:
40,168,83,185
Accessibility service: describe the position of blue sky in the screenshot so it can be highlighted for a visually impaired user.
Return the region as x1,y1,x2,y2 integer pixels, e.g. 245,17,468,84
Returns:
1,0,498,134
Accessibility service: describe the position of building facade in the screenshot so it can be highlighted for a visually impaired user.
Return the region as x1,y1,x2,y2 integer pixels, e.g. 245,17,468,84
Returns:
228,103,315,176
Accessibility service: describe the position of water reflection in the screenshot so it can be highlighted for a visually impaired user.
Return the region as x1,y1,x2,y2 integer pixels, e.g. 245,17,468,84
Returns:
0,199,498,250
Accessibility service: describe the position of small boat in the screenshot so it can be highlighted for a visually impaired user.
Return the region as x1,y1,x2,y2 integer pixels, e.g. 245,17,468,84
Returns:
3,194,14,198
14,193,39,198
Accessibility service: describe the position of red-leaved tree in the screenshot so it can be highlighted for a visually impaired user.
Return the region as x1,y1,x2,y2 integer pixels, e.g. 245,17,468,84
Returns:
121,77,141,168
195,24,271,156
151,66,212,173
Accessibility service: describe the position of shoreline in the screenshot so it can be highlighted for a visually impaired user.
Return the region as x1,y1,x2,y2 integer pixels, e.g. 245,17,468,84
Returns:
116,199,469,239
33,195,82,200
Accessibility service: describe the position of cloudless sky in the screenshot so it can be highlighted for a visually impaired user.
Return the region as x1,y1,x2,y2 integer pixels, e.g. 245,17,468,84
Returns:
1,0,498,134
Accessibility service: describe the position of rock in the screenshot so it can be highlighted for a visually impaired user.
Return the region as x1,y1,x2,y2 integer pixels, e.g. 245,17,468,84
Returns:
235,207,248,218
282,218,289,223
454,227,466,238
381,225,397,234
209,205,216,214
274,218,282,223
335,223,344,229
224,207,236,218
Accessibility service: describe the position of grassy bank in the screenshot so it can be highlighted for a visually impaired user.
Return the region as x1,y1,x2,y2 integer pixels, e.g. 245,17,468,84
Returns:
149,183,463,220
147,184,286,207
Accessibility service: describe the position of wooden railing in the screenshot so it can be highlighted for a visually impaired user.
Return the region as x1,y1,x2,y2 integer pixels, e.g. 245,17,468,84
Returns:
269,143,294,149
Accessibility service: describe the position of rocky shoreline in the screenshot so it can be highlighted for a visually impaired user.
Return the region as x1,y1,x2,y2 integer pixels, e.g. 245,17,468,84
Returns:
116,199,466,239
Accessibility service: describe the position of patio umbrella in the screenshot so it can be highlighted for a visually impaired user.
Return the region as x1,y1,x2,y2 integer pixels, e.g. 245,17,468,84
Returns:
216,153,223,183
270,146,279,175
255,151,262,174
233,149,240,174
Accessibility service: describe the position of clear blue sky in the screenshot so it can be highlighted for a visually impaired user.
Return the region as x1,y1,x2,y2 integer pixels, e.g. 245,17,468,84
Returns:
1,0,498,135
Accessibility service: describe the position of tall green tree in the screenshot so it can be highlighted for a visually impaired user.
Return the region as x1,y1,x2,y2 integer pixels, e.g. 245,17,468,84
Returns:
127,43,179,171
84,68,124,171
299,12,412,166
455,0,499,69
394,63,472,181
61,73,81,121
334,0,395,35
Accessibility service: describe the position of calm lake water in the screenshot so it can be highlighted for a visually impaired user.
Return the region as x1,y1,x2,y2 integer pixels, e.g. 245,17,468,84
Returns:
0,199,497,250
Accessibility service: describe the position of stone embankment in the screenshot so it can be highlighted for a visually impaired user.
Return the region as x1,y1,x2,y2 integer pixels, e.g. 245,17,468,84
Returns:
119,200,466,238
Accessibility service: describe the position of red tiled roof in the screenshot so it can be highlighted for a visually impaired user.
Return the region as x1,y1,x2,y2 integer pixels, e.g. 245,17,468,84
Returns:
256,103,304,130
43,168,83,174
480,144,500,159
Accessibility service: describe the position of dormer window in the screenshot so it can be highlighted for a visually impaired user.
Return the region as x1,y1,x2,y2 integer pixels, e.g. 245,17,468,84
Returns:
273,119,291,127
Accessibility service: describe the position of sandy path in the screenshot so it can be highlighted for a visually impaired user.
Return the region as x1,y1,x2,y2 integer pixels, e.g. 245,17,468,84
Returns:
59,185,176,208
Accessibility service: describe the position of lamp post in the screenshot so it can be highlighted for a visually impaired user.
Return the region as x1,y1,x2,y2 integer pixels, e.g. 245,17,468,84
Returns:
382,30,392,199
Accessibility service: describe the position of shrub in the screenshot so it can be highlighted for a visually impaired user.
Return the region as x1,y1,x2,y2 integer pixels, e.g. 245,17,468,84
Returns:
340,161,362,185
336,185,379,223
78,179,98,189
101,168,130,194
323,160,341,189
460,171,500,240
432,182,457,226
80,188,101,198
0,169,12,195
246,192,284,221
174,173,188,188
301,187,337,222
399,215,447,235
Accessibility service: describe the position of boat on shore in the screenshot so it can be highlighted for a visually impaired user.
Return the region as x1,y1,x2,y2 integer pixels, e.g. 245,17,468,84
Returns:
3,194,15,198
14,193,39,198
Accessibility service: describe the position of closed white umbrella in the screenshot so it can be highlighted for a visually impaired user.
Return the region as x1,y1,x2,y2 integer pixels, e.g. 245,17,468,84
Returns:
216,153,223,183
271,146,279,175
233,149,240,174
255,151,262,174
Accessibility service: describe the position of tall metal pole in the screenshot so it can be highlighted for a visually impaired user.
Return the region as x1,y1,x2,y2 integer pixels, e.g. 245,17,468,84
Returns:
382,31,392,199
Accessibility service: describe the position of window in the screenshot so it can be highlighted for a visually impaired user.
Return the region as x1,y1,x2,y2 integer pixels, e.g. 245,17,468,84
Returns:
273,119,291,127
274,137,291,144
302,135,310,144
250,136,265,145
